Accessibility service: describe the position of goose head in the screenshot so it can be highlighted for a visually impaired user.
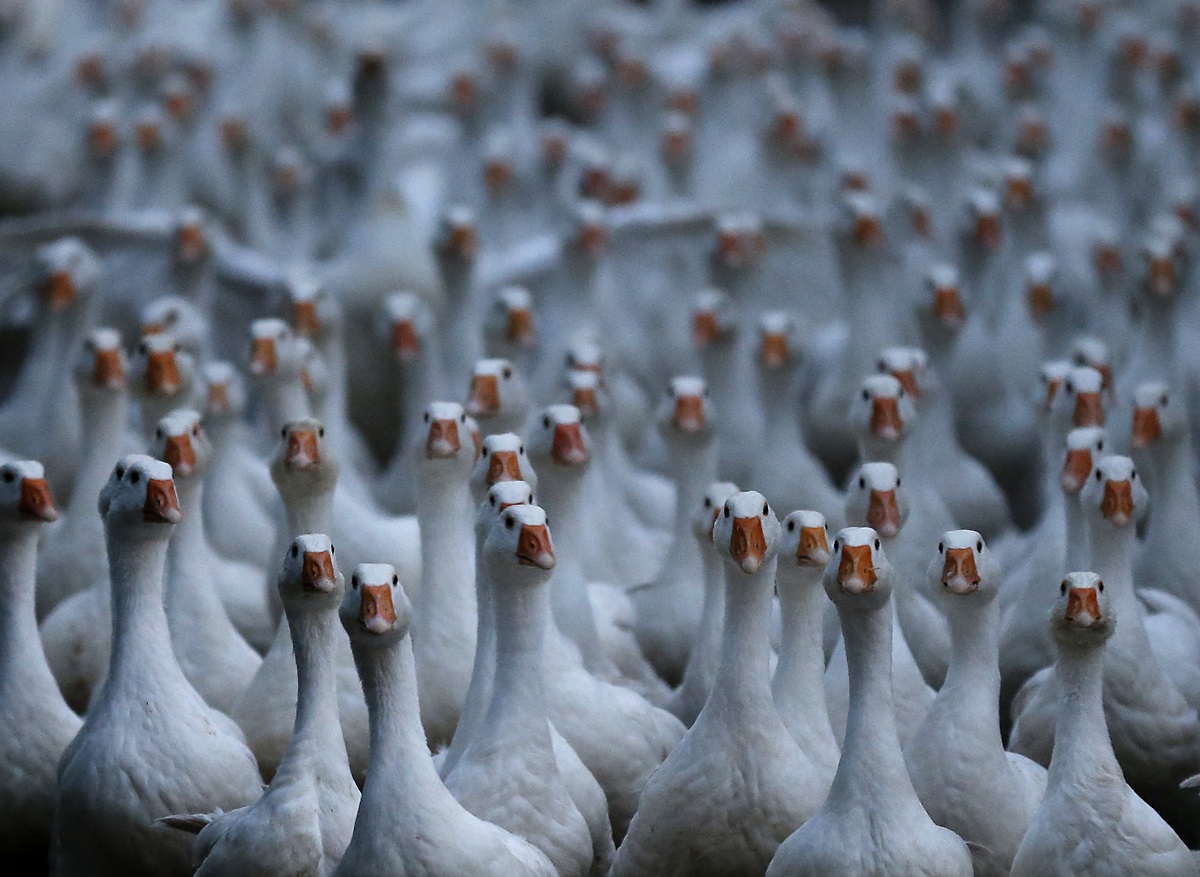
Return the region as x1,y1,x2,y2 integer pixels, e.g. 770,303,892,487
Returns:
1002,157,1038,213
876,346,926,401
99,455,182,539
218,109,250,155
656,376,714,446
74,327,127,394
960,189,1003,254
383,291,433,364
850,374,914,449
1131,382,1182,450
1051,571,1114,647
465,358,528,427
757,311,797,372
173,207,209,266
922,263,966,332
278,533,343,612
134,105,167,155
660,110,693,167
692,289,735,351
711,214,765,271
1060,426,1107,495
568,201,608,261
285,275,338,342
845,461,909,538
140,296,206,358
86,102,120,160
565,369,605,422
35,238,99,314
1052,366,1105,430
692,481,740,544
1023,253,1058,322
1140,234,1184,299
249,318,306,381
565,338,605,377
130,332,195,402
201,361,247,420
435,207,479,265
484,502,556,585
152,408,210,480
419,401,475,470
1070,336,1113,397
470,433,537,502
781,510,831,570
478,479,535,541
932,530,1000,601
1036,360,1071,414
341,562,410,645
837,192,885,251
0,459,58,526
526,404,590,470
825,527,892,611
271,418,338,498
1079,455,1147,531
712,490,780,576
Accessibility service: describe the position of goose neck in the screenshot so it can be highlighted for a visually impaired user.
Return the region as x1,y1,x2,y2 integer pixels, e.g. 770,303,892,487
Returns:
773,567,830,708
486,576,552,741
940,595,1003,737
282,488,334,538
1147,436,1200,537
856,437,901,466
441,542,496,776
69,391,130,519
279,600,351,783
712,557,777,710
105,528,181,686
1049,641,1120,788
263,376,312,435
1085,519,1135,611
668,442,717,539
0,524,43,672
1063,492,1089,571
1133,298,1177,378
12,311,77,406
761,372,800,445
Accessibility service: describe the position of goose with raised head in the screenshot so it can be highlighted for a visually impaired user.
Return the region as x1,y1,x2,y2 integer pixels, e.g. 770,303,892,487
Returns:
249,317,314,439
412,400,478,747
632,376,716,685
151,408,262,714
0,460,79,871
773,510,840,787
465,357,530,437
334,561,558,877
1010,572,1199,877
766,527,973,877
128,332,197,445
444,502,601,877
612,491,822,877
54,456,262,877
161,534,360,877
905,531,1046,877
666,480,740,726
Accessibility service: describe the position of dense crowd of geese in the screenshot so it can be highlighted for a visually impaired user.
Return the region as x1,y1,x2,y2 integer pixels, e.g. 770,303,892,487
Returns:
3,0,1200,874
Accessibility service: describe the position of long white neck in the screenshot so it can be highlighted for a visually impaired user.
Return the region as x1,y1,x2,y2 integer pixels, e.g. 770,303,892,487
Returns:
856,435,903,467
662,441,717,574
1146,435,1200,550
393,358,443,463
283,487,334,537
937,593,1003,746
1086,517,1141,625
68,390,130,521
1048,640,1121,792
772,566,832,730
680,540,726,693
11,310,80,408
484,573,554,748
710,556,778,714
414,463,476,656
165,475,234,640
262,374,312,436
1063,491,1089,571
760,368,801,449
0,523,53,684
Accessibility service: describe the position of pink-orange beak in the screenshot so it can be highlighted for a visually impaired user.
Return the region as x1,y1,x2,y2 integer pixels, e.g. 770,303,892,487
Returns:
1066,586,1102,626
941,547,980,594
486,450,522,485
145,351,181,396
1073,391,1104,428
358,584,396,633
285,430,321,470
466,374,500,416
425,418,462,459
301,550,336,593
516,523,555,569
870,397,903,440
1131,406,1162,449
673,394,706,434
1059,448,1093,494
143,478,182,524
796,526,829,567
163,433,197,477
19,478,58,523
729,516,767,574
837,544,876,594
551,422,588,465
867,489,901,538
1100,479,1134,526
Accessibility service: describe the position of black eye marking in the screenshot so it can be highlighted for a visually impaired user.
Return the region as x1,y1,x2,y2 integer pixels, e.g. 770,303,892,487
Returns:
787,520,795,531
505,516,514,529
392,574,398,585
862,389,870,400
724,506,730,518
130,471,140,484
976,541,983,552
1061,580,1068,595
1098,581,1105,592
859,476,866,489
874,539,880,550
503,367,512,379
291,545,298,557
762,502,769,515
543,416,551,429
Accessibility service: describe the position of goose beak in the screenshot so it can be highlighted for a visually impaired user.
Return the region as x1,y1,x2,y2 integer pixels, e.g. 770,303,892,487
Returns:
176,225,207,264
1131,406,1162,448
466,374,500,416
206,382,230,415
760,333,789,368
163,434,197,477
359,584,396,633
571,386,599,419
250,337,277,376
578,224,606,259
391,320,421,361
1149,256,1176,297
43,270,75,312
1101,479,1134,526
870,397,903,440
551,422,588,465
729,516,767,574
292,300,320,338
797,526,830,567
867,489,901,537
446,225,478,261
19,477,58,523
516,523,555,569
486,450,522,485
1026,282,1054,319
673,394,706,434
837,544,877,594
425,418,461,459
932,286,965,328
941,547,980,595
1073,391,1104,427
93,348,125,389
89,121,117,157
145,351,181,396
1065,586,1102,627
1059,449,1093,493
1042,377,1062,412
890,369,920,399
143,478,182,524
301,550,337,593
285,430,321,470
854,214,882,247
975,214,1001,250
505,308,536,347
693,310,720,348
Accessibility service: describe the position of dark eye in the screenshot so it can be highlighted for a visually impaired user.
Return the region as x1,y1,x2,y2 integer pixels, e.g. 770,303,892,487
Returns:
130,471,140,484
392,574,398,585
424,412,430,423
1061,580,1068,595
481,447,488,456
505,515,514,529
1095,470,1102,481
874,539,880,550
192,425,200,437
1,470,12,483
155,428,163,439
877,360,886,372
291,545,298,557
704,497,712,507
318,428,325,437
351,576,358,589
895,477,901,486
543,416,551,429
833,540,840,551
762,502,769,515
976,541,983,552
1065,382,1074,393
330,544,335,553
138,343,148,355
519,446,525,455
503,367,512,379
460,414,466,423
1097,440,1104,451
897,388,905,397
938,542,943,553
1098,580,1104,592
724,506,730,518
862,389,870,400
490,496,496,506
115,466,125,479
1162,394,1169,406
1131,469,1137,480
281,427,288,438
859,476,866,489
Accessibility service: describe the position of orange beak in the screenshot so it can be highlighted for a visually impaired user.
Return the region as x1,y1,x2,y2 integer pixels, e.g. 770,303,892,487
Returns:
867,489,901,537
870,397,903,440
285,430,321,470
447,225,478,261
250,337,277,376
292,300,320,338
837,544,877,594
145,351,181,396
327,105,352,135
890,369,919,399
1059,448,1094,493
1006,176,1034,210
505,308,536,347
551,422,588,465
136,122,160,152
854,214,882,247
43,271,75,312
975,214,1001,250
220,117,248,152
359,584,397,633
206,382,230,414
941,547,980,594
89,122,117,157
693,310,720,348
572,386,599,419
933,287,965,327
176,225,206,263
910,206,932,238
1026,282,1054,319
1094,245,1121,276
1073,391,1104,427
516,523,555,569
1149,257,1176,296
1065,587,1102,626
166,91,192,121
1131,406,1162,449
486,450,522,485
673,394,706,434
301,550,337,593
466,374,501,417
578,224,606,258
391,320,420,361
93,348,125,389
19,477,58,523
425,418,462,459
761,333,789,368
143,478,182,524
163,434,197,476
1101,479,1134,526
797,526,830,567
1042,377,1062,412
484,159,512,192
729,515,768,574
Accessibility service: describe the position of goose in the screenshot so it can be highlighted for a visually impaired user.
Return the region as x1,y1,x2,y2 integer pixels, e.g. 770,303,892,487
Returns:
412,400,478,747
905,530,1047,877
1010,455,1200,844
773,510,840,787
333,560,558,877
665,479,739,726
128,331,197,444
141,295,210,362
443,502,602,877
0,460,79,871
1010,572,1199,877
54,456,262,877
464,357,530,437
611,491,822,877
433,209,484,393
248,317,314,438
631,376,716,685
161,534,360,877
151,408,262,714
766,527,973,877
482,284,540,383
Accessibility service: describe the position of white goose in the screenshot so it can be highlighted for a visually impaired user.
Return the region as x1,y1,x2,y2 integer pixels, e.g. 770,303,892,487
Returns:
612,491,822,877
161,534,360,877
333,561,557,877
54,457,262,877
905,531,1046,877
0,460,79,870
766,527,973,877
464,357,531,437
128,332,197,444
1010,572,1199,877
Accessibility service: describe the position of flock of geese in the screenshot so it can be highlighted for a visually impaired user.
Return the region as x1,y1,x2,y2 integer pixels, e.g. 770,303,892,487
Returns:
4,0,1200,874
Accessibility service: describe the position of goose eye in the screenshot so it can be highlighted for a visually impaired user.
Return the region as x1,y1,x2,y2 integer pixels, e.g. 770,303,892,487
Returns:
351,576,358,588
490,496,496,506
833,540,840,551
1,471,12,483
115,466,125,479
877,361,886,372
502,367,512,379
1131,469,1137,479
460,414,466,423
787,520,795,531
897,388,905,397
858,476,866,489
862,389,870,400
505,515,514,529
543,416,551,429
481,447,488,457
895,477,901,486
130,471,140,484
192,425,200,437
518,445,525,455
1162,394,1169,406
762,502,769,515
330,544,335,553
723,506,730,518
1097,440,1104,451
1098,580,1105,592
1065,382,1074,393
291,545,298,557
704,498,712,507
424,412,430,423
392,574,398,585
1095,470,1102,481
318,428,325,438
1061,580,1068,595
938,542,943,553
155,428,163,439
976,541,983,552
281,427,288,438
138,343,148,355
874,539,880,550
